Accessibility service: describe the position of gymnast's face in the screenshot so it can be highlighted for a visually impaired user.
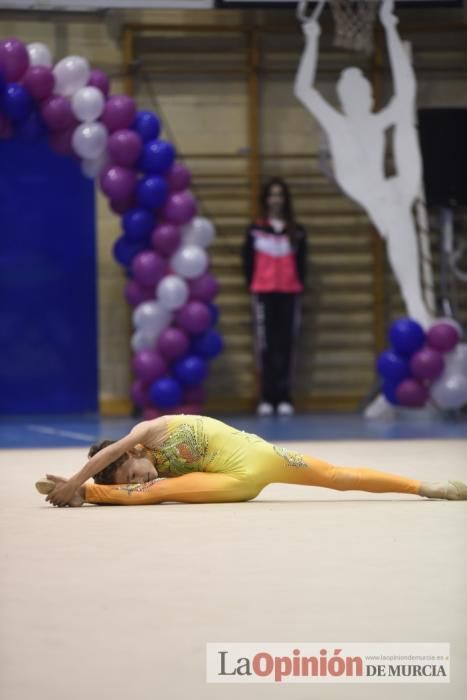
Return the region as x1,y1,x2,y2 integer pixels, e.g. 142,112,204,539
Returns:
114,454,158,484
266,184,286,218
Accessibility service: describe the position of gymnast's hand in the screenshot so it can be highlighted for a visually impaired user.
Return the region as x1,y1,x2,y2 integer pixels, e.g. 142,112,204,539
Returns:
45,474,83,507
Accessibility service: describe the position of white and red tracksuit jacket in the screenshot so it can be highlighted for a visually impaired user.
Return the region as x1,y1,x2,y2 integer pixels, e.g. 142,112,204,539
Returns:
241,219,307,292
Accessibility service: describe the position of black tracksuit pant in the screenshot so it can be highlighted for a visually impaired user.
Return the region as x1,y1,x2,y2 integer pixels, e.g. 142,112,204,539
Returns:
252,292,302,406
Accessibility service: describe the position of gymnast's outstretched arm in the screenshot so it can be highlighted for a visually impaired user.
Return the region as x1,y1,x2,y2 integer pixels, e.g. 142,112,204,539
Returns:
45,419,166,506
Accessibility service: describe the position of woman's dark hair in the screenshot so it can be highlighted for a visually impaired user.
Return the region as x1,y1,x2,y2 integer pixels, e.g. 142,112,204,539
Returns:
260,177,295,226
88,440,129,485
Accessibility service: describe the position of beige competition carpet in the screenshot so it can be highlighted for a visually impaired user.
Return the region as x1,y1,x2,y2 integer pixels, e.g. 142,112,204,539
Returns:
1,439,466,700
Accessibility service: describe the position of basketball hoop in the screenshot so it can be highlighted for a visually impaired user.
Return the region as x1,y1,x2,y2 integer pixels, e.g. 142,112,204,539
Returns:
297,0,378,55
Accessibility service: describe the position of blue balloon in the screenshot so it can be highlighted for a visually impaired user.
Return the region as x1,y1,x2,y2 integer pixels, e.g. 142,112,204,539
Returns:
132,111,161,143
3,83,33,121
150,377,182,409
376,350,411,383
208,303,220,326
173,355,208,386
113,236,147,268
123,208,156,242
140,139,176,175
382,380,400,406
389,317,426,357
192,330,224,359
136,175,168,211
15,110,46,142
0,72,6,95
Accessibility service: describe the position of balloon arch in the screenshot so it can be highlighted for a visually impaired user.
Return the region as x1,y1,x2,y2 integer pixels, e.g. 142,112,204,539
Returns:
0,38,223,418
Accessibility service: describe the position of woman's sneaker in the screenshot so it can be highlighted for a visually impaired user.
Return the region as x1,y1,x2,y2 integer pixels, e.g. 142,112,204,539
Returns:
257,401,274,417
277,402,295,416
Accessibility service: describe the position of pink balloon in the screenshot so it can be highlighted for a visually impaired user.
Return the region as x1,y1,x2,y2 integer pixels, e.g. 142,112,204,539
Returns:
151,223,181,257
157,326,190,360
396,379,429,408
410,347,445,382
427,322,460,353
131,378,152,409
101,94,136,132
162,191,197,225
41,95,75,131
125,280,156,307
131,250,167,287
108,129,143,166
166,163,192,193
87,68,110,97
48,125,75,156
22,65,55,100
189,272,220,303
184,385,205,404
175,301,211,335
0,38,29,82
100,165,137,202
132,350,167,383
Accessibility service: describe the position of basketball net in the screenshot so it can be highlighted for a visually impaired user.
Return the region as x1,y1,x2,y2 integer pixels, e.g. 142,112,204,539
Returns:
297,0,377,55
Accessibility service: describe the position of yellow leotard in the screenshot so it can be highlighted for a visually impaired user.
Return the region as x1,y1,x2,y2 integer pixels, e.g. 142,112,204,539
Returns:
84,414,422,506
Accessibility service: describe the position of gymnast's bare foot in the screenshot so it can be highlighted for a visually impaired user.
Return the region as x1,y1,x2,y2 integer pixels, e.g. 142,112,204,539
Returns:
36,475,85,507
419,480,467,500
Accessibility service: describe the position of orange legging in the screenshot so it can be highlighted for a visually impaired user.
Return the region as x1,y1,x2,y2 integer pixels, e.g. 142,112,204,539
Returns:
84,455,422,505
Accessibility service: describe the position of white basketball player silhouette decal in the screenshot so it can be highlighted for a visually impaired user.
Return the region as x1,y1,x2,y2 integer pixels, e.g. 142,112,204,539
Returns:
295,0,433,328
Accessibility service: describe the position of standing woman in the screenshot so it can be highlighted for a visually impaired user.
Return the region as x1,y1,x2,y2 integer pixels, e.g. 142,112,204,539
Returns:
242,178,308,416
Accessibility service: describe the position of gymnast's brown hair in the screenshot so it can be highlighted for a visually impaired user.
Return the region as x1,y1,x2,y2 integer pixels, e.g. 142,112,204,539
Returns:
88,440,129,485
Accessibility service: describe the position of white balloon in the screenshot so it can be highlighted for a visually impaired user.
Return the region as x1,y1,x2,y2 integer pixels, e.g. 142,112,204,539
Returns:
444,343,467,377
182,216,216,248
53,55,90,96
27,42,52,67
430,373,467,410
71,86,105,123
72,122,108,160
156,275,189,311
131,329,159,353
81,151,109,179
170,245,208,280
133,300,171,332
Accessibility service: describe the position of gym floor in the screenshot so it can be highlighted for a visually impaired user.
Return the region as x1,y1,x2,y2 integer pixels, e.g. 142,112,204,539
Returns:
1,412,466,700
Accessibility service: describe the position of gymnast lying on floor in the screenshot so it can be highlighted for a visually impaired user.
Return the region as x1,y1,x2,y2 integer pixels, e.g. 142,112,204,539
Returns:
36,414,467,506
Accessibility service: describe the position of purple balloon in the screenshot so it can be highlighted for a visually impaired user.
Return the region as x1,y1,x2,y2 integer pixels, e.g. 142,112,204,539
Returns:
427,322,460,353
151,222,181,257
130,378,152,409
87,68,110,97
166,163,192,193
175,301,211,335
101,94,136,133
132,350,168,383
41,95,75,131
100,165,137,202
0,113,12,139
162,190,197,225
189,272,220,303
0,39,29,82
125,280,156,307
108,129,143,167
131,250,167,287
22,65,54,101
48,125,75,156
410,347,445,382
157,326,190,360
396,379,429,408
